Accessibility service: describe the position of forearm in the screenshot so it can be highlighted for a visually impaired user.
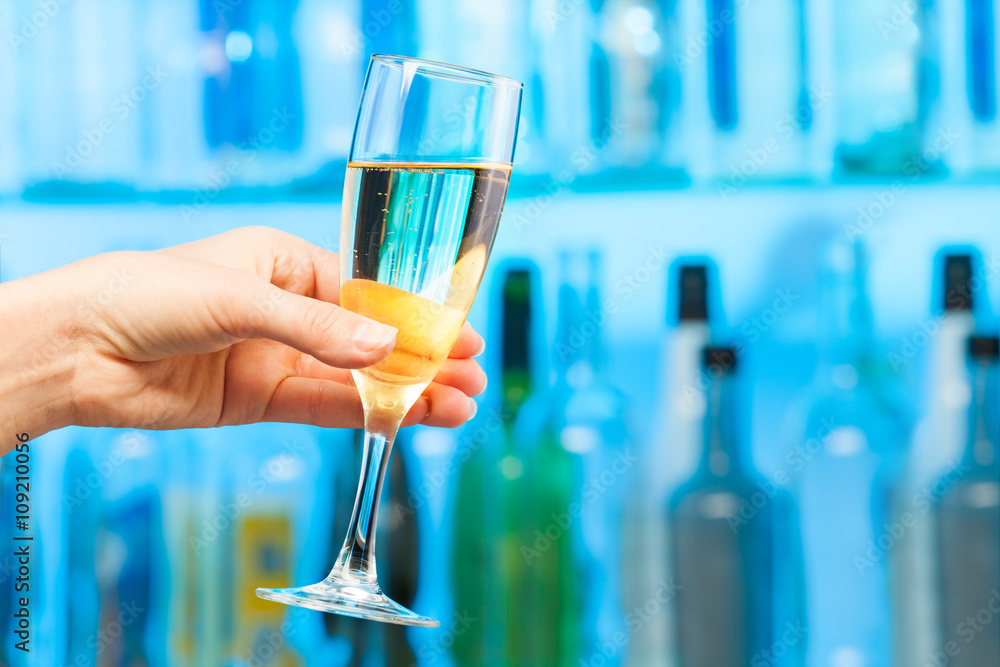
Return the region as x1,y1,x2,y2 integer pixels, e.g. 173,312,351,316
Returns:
0,270,81,454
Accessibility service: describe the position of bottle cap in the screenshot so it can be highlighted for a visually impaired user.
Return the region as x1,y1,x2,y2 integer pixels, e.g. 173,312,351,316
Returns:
678,265,709,322
502,269,532,372
702,346,738,374
968,335,1000,360
943,254,974,312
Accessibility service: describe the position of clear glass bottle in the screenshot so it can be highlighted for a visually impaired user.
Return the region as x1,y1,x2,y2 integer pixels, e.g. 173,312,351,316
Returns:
791,241,906,667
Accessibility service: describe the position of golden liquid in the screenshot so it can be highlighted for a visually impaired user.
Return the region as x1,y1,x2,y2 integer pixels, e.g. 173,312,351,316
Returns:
340,161,512,416
341,278,468,412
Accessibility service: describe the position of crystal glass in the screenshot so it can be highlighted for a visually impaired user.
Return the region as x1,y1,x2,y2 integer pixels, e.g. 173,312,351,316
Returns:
255,55,522,627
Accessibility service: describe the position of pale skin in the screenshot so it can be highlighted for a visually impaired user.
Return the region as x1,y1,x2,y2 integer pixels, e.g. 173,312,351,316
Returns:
0,227,486,456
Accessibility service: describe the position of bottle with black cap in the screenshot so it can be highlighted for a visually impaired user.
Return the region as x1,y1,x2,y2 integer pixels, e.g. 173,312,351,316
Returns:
933,334,1000,667
894,250,983,666
911,251,980,487
668,345,777,667
623,259,715,667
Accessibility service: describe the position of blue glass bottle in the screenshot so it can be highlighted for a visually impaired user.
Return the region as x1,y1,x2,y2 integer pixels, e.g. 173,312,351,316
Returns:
791,241,906,667
934,335,1000,667
669,346,775,666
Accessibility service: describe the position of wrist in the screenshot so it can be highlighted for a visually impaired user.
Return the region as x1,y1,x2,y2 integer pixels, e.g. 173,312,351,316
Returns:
0,270,84,443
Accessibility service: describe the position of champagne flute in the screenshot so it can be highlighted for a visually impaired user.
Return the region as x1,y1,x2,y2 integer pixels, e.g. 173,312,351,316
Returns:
255,55,523,627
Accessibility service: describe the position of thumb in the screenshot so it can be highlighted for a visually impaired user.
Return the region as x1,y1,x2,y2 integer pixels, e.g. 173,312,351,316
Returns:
229,282,397,369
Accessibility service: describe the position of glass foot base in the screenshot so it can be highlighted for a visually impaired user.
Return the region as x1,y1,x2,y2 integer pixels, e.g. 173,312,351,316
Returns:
255,581,439,628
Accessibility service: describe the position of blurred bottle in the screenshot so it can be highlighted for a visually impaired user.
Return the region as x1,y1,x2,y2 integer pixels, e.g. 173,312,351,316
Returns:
0,6,19,195
292,0,362,178
912,251,984,485
591,0,679,170
0,448,17,666
623,259,715,667
676,0,738,180
451,263,540,666
161,431,209,667
731,0,816,183
384,438,418,667
894,250,982,666
146,0,210,191
322,429,376,666
938,0,1000,175
222,425,313,667
93,430,164,667
669,347,775,667
791,241,906,667
516,250,630,667
934,334,1000,667
529,0,596,175
832,0,933,175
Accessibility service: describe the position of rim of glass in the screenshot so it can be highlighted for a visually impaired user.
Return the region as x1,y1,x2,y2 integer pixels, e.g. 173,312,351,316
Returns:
370,54,523,89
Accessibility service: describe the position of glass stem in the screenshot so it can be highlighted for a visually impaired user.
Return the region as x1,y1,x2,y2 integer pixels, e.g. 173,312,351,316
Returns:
329,408,402,587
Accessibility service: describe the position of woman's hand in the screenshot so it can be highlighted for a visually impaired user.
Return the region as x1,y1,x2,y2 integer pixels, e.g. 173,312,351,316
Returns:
0,227,486,447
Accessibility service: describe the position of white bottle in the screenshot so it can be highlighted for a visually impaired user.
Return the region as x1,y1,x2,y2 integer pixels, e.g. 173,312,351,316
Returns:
893,251,981,667
624,259,714,667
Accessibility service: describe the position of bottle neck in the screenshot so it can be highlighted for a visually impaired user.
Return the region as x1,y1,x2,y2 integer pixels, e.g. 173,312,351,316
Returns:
818,260,874,373
554,258,606,388
697,372,744,479
961,359,999,470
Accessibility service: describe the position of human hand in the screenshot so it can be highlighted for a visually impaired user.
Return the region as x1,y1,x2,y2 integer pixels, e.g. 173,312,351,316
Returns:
0,227,486,445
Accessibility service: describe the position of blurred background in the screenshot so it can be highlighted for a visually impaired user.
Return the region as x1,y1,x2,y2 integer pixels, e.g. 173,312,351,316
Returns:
1,1,999,666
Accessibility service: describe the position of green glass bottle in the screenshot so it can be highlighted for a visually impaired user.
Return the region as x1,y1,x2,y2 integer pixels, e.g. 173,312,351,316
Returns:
451,264,538,666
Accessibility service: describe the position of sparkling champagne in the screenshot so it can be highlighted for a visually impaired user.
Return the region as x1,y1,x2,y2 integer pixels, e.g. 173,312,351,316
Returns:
340,162,512,413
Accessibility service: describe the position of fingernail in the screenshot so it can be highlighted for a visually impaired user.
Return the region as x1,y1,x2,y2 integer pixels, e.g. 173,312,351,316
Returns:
474,336,486,357
353,322,397,352
468,397,478,420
